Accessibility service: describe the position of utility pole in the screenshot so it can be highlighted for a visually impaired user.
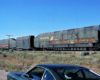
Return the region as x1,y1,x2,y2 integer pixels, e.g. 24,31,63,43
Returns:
6,35,13,49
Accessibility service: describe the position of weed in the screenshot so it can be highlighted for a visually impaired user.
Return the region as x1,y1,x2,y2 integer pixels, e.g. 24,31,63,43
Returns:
63,51,68,54
70,55,76,57
0,51,3,54
2,54,7,57
92,58,99,63
0,51,100,74
80,52,89,56
0,61,5,67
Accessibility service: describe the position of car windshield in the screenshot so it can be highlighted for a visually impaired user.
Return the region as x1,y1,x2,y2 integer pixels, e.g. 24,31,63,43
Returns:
58,68,100,80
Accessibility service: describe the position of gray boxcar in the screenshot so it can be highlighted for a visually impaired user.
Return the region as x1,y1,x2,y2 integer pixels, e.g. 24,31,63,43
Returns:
17,36,34,50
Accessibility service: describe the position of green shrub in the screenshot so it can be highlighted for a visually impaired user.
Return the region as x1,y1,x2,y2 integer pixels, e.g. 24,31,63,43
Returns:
89,52,95,55
92,58,99,63
9,49,13,53
80,52,89,56
70,55,76,57
3,54,7,57
1,49,4,51
0,61,5,67
0,51,3,54
63,51,68,54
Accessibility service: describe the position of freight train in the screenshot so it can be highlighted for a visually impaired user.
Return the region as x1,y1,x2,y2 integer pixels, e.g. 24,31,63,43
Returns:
0,25,100,51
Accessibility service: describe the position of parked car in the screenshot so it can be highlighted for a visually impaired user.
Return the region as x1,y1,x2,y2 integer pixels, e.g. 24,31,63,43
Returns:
7,64,100,80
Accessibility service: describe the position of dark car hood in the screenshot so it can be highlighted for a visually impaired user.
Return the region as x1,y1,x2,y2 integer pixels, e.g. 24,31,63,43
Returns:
12,72,26,77
8,71,26,79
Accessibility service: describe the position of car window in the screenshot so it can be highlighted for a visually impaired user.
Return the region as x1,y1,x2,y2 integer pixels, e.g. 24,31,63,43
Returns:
31,67,45,73
42,70,55,80
64,69,79,74
58,68,100,80
83,70,99,79
27,67,45,80
77,71,84,78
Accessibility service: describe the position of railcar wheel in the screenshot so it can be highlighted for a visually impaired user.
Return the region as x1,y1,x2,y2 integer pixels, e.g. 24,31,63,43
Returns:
43,48,47,51
89,47,93,51
71,48,73,50
63,48,65,50
83,48,86,51
80,48,82,51
74,48,76,50
77,48,79,51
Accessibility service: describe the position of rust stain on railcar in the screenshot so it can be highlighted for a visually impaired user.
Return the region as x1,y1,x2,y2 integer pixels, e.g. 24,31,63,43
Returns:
59,40,69,44
75,39,85,43
46,38,96,45
75,38,95,43
87,38,95,43
1,44,9,47
47,40,69,45
47,41,52,45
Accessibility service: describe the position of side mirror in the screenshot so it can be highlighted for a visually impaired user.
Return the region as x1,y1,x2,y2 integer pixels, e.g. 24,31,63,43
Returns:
24,74,34,79
24,74,29,78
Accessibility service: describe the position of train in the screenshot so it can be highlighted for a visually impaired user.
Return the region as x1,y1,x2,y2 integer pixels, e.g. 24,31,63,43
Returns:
0,25,100,51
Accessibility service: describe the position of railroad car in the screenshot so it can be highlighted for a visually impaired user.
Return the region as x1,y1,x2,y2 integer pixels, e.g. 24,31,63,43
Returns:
34,25,100,51
0,38,16,50
16,36,34,50
0,39,9,50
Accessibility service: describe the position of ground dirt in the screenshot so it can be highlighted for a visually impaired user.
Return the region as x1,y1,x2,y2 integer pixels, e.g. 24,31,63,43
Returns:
0,70,9,80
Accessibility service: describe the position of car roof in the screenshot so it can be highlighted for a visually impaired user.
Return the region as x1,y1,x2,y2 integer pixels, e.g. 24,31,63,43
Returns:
37,64,86,69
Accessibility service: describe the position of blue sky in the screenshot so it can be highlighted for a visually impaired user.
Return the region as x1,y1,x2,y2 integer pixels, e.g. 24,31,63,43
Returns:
0,0,100,39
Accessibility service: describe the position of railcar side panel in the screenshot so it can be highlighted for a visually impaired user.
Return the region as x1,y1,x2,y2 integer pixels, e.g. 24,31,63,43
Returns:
4,39,9,49
16,37,23,50
10,38,16,50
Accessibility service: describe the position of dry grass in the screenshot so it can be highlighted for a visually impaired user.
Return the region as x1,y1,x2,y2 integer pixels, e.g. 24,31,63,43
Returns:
0,51,100,74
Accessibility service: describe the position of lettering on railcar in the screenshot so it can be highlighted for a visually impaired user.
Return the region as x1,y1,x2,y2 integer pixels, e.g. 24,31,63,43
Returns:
70,40,74,44
40,36,60,41
50,36,53,41
40,37,49,39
